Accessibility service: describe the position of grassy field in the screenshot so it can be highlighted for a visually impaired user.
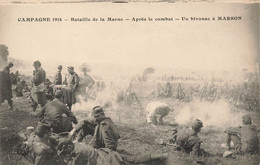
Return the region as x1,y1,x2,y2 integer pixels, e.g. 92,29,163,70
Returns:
0,85,259,165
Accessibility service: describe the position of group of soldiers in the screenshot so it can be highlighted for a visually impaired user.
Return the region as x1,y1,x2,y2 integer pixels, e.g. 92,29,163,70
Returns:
18,94,169,165
1,60,259,164
144,101,259,160
0,60,96,111
16,92,259,165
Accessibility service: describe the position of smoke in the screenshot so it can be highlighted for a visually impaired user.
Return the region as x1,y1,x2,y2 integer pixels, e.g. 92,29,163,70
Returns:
174,99,244,128
8,57,25,69
72,81,128,112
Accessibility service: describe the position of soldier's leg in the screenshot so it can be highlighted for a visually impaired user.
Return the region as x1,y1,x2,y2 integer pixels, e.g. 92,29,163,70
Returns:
158,115,163,124
68,104,72,111
31,99,38,111
119,150,167,164
7,98,13,110
226,133,241,149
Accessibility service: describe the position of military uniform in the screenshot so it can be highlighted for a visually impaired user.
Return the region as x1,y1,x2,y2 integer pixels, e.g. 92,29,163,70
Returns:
0,64,13,108
175,128,202,157
63,72,80,92
15,81,29,97
31,66,46,110
145,102,171,125
38,98,78,133
225,115,259,154
91,117,120,151
54,71,62,85
63,68,79,110
72,118,96,142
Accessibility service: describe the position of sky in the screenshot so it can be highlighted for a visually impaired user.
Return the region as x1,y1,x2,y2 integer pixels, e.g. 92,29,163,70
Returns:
0,3,259,78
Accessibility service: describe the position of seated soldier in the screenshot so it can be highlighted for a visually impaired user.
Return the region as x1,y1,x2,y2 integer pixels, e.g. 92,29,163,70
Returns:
37,90,78,134
18,122,65,165
224,115,259,155
171,119,207,158
145,102,173,125
68,117,96,142
15,80,29,97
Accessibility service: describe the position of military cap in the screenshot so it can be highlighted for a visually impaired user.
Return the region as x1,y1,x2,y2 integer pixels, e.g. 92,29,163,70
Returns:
35,122,51,137
58,65,63,69
91,106,104,117
192,119,203,129
33,60,41,66
54,90,63,98
67,66,74,71
8,62,14,67
242,115,252,125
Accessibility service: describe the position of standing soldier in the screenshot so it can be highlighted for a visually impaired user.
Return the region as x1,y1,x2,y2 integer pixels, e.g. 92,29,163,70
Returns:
31,60,46,111
63,66,79,110
0,62,14,109
80,67,95,100
54,65,63,85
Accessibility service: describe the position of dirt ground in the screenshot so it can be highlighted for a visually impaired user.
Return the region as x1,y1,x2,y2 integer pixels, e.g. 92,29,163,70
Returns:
0,90,259,165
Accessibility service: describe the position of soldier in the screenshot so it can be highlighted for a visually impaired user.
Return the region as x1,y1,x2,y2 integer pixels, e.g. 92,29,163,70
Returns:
0,62,14,109
89,106,168,165
18,122,65,165
54,65,63,85
45,78,54,100
145,102,172,125
31,60,46,111
89,106,120,151
224,115,259,155
53,137,99,165
63,66,80,110
68,118,96,142
38,90,78,134
79,67,95,101
15,80,29,97
172,119,206,158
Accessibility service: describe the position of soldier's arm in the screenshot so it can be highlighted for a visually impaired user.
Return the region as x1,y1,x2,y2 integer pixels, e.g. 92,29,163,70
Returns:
63,75,67,85
89,76,95,87
224,127,241,136
32,71,40,84
73,74,80,91
63,107,78,124
102,125,117,151
36,106,46,120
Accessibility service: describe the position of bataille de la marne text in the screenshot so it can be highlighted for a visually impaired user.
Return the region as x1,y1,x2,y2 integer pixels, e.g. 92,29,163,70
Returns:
17,16,242,22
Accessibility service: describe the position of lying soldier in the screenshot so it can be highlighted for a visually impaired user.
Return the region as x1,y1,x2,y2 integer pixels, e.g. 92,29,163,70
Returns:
162,119,209,159
224,115,259,156
54,137,168,165
17,122,65,165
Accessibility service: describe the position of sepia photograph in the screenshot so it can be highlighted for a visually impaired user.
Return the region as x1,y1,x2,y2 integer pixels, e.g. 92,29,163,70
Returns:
0,1,259,165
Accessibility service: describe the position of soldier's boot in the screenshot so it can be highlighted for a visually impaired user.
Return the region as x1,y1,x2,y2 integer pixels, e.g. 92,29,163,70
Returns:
151,153,168,160
8,100,14,110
